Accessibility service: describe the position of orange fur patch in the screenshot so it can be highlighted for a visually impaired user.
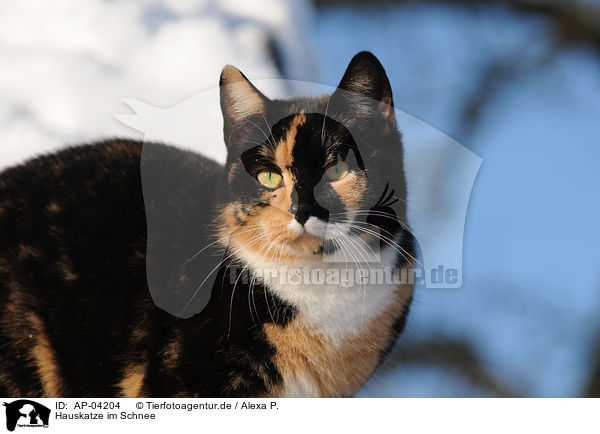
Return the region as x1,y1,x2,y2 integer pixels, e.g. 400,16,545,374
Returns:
57,255,78,281
104,140,142,156
218,189,322,262
46,202,61,214
1,286,66,396
118,363,147,398
161,335,182,370
116,311,151,397
274,113,306,168
264,283,413,397
17,244,41,259
331,172,367,209
27,313,65,397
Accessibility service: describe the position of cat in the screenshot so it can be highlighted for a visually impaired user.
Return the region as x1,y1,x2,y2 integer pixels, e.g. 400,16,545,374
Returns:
0,51,416,398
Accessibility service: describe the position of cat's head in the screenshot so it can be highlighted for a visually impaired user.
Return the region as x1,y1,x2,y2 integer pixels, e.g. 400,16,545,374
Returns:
217,51,408,262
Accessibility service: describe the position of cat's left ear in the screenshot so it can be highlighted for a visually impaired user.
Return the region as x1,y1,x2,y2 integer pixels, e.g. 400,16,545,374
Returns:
219,65,269,131
333,51,396,130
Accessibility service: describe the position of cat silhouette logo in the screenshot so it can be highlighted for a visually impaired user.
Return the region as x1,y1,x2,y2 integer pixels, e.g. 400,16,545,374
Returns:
116,74,482,318
3,400,50,432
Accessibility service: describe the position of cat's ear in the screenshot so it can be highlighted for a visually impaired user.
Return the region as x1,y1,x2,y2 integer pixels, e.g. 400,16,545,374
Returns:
333,51,396,130
219,65,268,127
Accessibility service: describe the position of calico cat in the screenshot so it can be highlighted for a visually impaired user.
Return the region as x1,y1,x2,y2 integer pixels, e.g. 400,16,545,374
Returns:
0,52,416,398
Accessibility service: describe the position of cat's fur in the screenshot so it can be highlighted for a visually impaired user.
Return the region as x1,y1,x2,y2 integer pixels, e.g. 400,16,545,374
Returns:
0,52,415,397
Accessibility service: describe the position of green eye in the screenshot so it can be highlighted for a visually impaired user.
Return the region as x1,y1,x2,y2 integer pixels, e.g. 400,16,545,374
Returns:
257,171,283,189
325,161,350,181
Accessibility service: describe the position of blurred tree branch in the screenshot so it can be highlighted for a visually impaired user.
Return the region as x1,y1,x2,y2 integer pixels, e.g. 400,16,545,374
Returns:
382,338,521,397
314,0,600,137
584,334,600,397
315,0,600,55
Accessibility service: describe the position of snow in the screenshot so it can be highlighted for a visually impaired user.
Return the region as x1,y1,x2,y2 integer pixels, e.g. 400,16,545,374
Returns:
0,0,317,169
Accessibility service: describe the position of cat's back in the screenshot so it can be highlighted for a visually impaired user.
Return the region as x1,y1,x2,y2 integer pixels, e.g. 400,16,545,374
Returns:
0,139,221,279
0,140,149,294
0,139,220,396
0,139,148,300
0,140,145,239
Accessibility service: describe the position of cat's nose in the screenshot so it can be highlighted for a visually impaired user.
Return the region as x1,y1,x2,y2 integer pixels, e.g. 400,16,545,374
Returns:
295,206,311,225
296,203,329,225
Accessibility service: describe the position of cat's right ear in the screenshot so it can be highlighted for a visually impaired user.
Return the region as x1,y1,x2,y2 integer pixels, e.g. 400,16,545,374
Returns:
219,65,269,142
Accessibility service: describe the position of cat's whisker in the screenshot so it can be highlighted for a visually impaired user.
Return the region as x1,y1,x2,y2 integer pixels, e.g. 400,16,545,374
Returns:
260,235,286,325
343,223,421,267
333,218,408,252
257,232,288,303
320,95,331,147
332,211,415,237
342,222,414,263
182,207,257,264
333,237,349,267
185,223,277,266
262,276,276,326
336,229,374,322
238,230,284,328
335,217,418,260
241,118,274,149
333,209,410,223
349,220,415,253
228,139,265,149
229,261,252,338
259,114,278,150
182,232,268,314
248,273,258,327
336,238,364,318
334,230,363,280
336,236,367,316
183,238,223,265
224,232,275,332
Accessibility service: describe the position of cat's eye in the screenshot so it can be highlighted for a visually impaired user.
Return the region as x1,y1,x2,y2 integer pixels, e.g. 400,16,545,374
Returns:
325,161,350,182
257,171,283,189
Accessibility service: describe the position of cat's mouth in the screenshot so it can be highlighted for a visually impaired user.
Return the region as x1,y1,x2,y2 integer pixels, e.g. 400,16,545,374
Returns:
287,219,321,242
289,217,351,242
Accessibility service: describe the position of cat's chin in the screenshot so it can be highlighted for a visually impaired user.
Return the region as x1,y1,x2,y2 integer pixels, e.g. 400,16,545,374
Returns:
286,232,324,258
294,230,321,243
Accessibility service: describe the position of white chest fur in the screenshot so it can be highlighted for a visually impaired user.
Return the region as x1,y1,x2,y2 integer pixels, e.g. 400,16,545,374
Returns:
235,239,402,343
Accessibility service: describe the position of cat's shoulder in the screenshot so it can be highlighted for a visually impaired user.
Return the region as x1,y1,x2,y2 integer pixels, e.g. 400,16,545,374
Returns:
0,139,221,186
1,139,141,180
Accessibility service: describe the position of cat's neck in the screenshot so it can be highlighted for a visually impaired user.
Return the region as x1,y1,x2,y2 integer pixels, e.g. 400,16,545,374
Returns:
232,238,408,343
